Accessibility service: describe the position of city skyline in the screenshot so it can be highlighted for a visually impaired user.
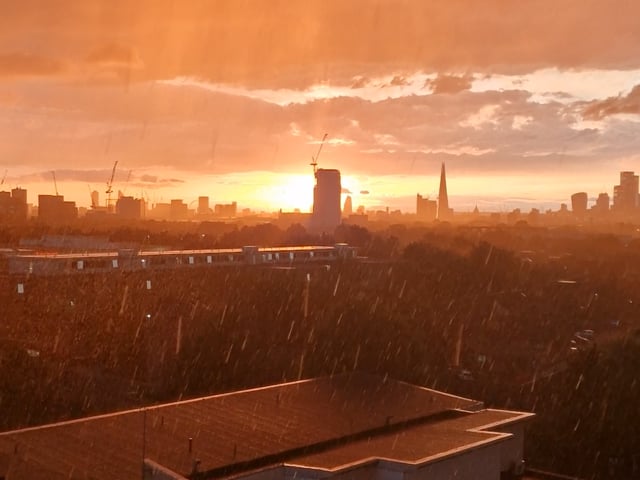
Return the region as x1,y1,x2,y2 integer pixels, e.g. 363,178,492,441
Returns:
0,165,632,215
2,2,640,212
6,166,640,223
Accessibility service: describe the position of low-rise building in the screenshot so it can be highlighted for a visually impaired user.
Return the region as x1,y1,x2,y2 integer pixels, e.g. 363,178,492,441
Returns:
0,373,533,479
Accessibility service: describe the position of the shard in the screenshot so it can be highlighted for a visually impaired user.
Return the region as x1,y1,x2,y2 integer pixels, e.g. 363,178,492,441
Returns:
437,162,452,220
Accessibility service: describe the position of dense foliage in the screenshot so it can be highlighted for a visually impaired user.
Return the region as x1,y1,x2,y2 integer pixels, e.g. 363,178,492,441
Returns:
1,221,640,478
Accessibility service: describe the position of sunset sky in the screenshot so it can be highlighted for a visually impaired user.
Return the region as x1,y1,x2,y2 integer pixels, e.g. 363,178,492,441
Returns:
1,0,640,212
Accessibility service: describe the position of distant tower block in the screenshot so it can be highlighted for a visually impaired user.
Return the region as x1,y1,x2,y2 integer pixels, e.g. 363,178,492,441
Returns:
343,195,353,217
197,196,210,215
416,194,437,221
90,190,99,209
613,171,639,212
595,192,610,212
571,192,588,214
437,162,453,220
311,169,342,232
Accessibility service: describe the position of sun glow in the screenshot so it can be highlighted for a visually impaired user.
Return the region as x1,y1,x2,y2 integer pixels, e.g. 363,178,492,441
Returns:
257,174,315,212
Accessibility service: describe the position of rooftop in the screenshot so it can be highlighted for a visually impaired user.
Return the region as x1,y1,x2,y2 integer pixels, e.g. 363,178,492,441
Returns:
0,373,531,479
289,409,532,472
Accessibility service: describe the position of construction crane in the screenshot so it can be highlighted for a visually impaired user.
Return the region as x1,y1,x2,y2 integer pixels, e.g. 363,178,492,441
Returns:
310,133,328,176
0,169,7,186
105,160,118,212
51,171,59,196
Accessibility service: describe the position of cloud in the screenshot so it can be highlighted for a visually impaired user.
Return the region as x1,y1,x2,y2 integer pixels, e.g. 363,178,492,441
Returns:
13,169,184,189
0,53,64,77
582,84,640,119
459,104,501,129
512,115,533,130
81,44,144,84
85,44,143,69
350,76,369,89
2,1,640,88
387,75,409,87
15,169,115,184
426,74,473,94
139,174,159,183
3,71,640,186
85,44,141,66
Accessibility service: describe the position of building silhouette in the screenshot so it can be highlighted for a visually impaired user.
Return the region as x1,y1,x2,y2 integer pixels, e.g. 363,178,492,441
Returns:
594,192,610,213
342,195,352,217
311,168,341,231
416,194,437,221
613,171,639,213
437,162,453,220
0,187,28,222
149,202,171,220
197,196,212,215
90,190,100,208
214,201,237,218
170,199,189,220
571,192,588,215
115,196,145,220
38,194,77,224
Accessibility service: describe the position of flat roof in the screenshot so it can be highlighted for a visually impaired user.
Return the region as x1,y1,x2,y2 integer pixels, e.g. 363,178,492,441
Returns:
287,409,534,472
10,245,340,260
0,373,481,479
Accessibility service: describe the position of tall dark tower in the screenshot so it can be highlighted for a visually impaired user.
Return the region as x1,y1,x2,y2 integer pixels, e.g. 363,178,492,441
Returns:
437,162,453,220
343,195,353,217
311,169,342,232
308,133,341,232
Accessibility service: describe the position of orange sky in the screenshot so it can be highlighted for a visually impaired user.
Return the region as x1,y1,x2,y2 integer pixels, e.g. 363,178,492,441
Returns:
1,1,640,212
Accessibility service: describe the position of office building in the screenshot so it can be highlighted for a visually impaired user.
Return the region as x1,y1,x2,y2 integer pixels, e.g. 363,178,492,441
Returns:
0,187,28,222
613,171,639,212
311,168,341,232
571,192,588,215
116,196,146,220
90,190,100,209
146,203,170,220
170,199,189,220
214,201,237,218
0,373,533,480
197,196,211,215
38,194,77,224
437,162,453,220
416,193,437,221
342,195,352,217
594,192,610,212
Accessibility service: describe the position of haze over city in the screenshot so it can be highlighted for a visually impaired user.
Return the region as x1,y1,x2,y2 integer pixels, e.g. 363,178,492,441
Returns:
2,1,640,212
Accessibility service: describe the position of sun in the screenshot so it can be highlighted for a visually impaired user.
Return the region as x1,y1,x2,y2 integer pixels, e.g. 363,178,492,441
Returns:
258,174,315,212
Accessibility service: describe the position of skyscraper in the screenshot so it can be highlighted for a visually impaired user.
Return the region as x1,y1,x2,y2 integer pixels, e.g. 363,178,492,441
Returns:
38,194,77,223
197,196,211,215
0,187,28,222
571,192,588,215
342,195,352,217
90,190,100,209
595,192,610,212
416,194,437,221
437,162,453,220
116,196,145,219
613,171,639,213
311,168,341,232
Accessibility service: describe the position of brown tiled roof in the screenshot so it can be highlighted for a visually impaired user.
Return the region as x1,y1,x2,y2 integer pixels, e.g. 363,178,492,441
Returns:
0,373,483,479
